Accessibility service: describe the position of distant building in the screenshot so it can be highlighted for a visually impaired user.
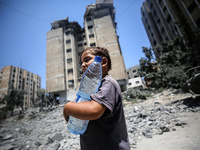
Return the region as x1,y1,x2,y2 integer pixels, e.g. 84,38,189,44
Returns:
0,66,41,110
141,0,200,58
46,0,128,102
126,65,145,89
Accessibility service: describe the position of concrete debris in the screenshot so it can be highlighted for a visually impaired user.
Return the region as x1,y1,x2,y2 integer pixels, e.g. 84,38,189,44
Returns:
0,144,14,150
0,91,199,150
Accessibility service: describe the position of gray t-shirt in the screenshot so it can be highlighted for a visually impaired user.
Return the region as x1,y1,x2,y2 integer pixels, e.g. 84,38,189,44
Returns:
80,75,130,150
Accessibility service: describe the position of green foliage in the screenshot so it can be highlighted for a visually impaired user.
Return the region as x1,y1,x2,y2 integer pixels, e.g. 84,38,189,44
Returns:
0,107,7,120
46,93,54,105
154,87,165,94
37,90,46,109
37,90,54,111
18,114,25,120
123,88,151,102
0,85,26,118
139,15,200,90
139,29,200,89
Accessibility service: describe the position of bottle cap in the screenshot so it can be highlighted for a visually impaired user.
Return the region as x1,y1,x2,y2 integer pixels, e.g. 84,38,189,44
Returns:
95,56,102,62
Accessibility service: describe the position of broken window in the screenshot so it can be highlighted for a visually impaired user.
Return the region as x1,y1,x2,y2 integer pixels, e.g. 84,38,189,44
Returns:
167,14,172,23
132,70,136,73
161,27,165,33
66,39,71,44
68,80,74,85
78,43,82,47
135,81,140,84
196,17,200,28
79,52,82,56
153,40,157,46
157,18,160,24
188,1,197,13
67,58,72,63
89,34,94,38
163,6,167,13
78,37,83,41
90,43,96,46
66,49,72,53
68,69,73,74
86,17,92,22
88,25,93,29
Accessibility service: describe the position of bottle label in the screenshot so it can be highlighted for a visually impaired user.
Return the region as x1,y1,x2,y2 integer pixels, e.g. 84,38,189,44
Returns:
75,93,91,103
75,94,81,103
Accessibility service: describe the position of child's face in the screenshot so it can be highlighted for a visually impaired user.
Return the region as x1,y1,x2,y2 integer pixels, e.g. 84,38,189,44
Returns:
81,51,96,73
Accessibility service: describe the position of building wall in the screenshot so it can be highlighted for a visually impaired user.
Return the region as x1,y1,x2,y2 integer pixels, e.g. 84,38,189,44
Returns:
141,1,164,52
127,65,140,79
0,66,41,110
93,15,127,80
46,28,66,93
64,29,80,90
127,77,145,89
84,1,128,91
46,19,83,102
0,66,11,98
126,65,145,89
46,0,128,102
141,0,200,58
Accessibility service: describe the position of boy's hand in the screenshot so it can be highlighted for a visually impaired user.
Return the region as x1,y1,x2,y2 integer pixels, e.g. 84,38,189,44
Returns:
63,100,106,120
64,113,69,123
63,101,74,123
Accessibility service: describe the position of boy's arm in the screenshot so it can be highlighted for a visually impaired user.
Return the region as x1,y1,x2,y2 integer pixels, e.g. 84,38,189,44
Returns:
63,100,106,121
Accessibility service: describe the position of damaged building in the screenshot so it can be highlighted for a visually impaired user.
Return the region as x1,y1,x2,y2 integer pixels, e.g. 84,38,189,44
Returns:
46,0,128,103
0,66,41,110
141,0,200,58
127,65,145,90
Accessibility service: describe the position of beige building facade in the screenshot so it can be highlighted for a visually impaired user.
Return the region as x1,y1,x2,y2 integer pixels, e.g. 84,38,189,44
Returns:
0,66,41,110
46,0,128,102
127,65,145,89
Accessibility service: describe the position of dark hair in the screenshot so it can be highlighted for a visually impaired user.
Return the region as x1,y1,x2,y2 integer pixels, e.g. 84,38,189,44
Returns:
82,47,112,71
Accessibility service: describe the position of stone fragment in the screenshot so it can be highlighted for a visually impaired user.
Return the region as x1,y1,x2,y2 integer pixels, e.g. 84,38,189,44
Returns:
0,144,14,150
46,142,60,150
142,128,152,138
175,122,182,126
3,135,13,141
160,125,170,132
51,133,64,142
172,127,176,131
35,141,42,147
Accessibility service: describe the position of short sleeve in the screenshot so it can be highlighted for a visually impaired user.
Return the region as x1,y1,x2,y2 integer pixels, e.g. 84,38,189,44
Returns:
90,79,116,114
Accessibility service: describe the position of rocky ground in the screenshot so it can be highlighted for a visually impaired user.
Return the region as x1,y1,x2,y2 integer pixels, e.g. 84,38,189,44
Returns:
0,89,200,150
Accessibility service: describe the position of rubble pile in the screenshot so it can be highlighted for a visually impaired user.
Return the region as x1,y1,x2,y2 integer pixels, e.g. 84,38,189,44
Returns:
0,90,200,150
125,97,200,149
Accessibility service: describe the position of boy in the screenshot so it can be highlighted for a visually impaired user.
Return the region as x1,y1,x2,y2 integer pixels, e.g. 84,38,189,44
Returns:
63,47,130,150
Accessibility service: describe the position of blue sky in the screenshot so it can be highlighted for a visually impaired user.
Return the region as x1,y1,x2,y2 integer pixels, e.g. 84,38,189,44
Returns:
0,0,150,89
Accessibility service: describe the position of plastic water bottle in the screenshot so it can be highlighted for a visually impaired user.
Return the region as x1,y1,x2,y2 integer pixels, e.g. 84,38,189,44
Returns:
67,56,102,135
